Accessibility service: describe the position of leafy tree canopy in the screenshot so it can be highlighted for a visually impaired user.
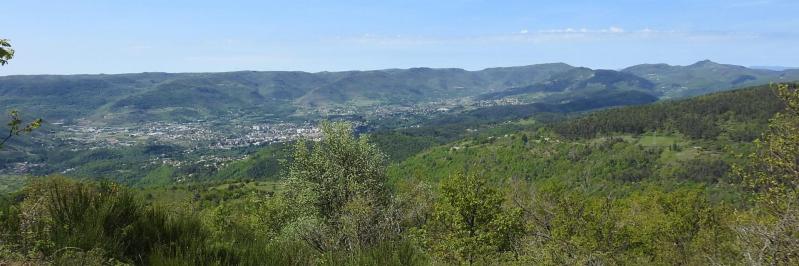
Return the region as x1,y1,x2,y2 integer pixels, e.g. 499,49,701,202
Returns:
0,39,13,65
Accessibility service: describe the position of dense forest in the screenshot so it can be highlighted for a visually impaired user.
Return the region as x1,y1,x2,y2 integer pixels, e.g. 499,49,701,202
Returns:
552,85,788,140
0,83,797,265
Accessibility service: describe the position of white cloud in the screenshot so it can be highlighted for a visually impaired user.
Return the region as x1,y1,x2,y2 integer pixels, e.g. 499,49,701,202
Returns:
540,27,625,34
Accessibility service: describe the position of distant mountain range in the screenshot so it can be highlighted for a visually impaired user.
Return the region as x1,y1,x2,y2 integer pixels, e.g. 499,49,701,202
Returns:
623,60,799,97
1,60,797,124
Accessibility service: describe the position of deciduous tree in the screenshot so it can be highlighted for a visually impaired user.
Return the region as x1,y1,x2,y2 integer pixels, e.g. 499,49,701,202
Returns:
284,122,395,251
735,83,799,264
424,172,523,264
0,39,43,150
1,110,43,149
0,38,13,65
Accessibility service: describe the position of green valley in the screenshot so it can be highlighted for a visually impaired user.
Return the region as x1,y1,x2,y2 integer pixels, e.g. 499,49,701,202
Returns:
3,82,797,264
5,1,799,264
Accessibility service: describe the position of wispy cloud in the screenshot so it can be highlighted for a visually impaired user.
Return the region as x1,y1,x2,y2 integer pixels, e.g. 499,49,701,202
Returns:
332,28,761,47
538,26,627,34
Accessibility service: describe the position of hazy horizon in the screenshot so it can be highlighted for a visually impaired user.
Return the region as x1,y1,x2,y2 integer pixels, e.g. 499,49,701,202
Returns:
3,0,798,75
1,59,794,77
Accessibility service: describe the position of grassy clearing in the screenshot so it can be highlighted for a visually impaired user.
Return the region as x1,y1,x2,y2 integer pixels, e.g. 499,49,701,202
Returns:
209,180,285,193
637,134,683,147
140,187,194,207
0,175,28,193
513,117,537,126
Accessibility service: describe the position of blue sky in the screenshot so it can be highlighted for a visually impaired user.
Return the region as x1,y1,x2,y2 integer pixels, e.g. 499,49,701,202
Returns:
2,0,798,75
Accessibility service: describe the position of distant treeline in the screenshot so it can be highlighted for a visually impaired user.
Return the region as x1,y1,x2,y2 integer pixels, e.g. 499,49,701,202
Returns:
553,84,791,140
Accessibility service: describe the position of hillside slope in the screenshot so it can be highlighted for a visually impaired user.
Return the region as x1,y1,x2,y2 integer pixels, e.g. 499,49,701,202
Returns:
2,61,796,125
623,60,799,98
389,84,789,185
211,84,787,182
0,64,574,123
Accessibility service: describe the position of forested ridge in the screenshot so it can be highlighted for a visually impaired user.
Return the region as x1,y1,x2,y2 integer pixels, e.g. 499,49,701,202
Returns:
553,84,788,140
2,60,797,125
0,83,798,265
